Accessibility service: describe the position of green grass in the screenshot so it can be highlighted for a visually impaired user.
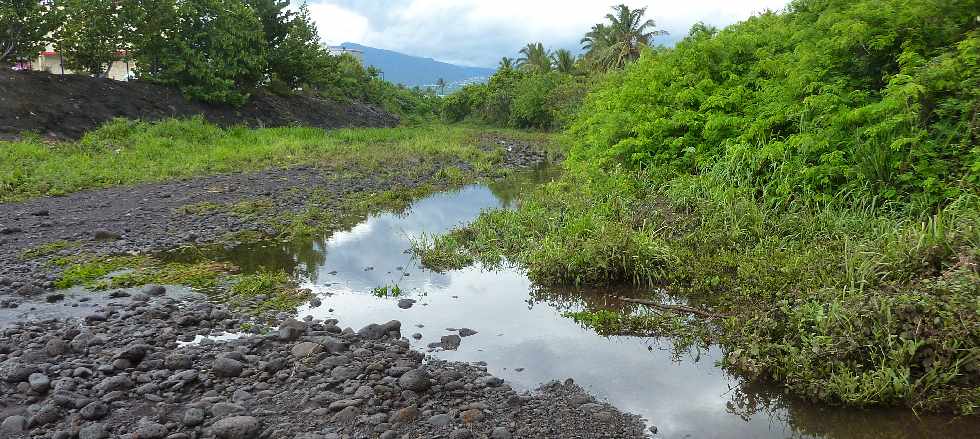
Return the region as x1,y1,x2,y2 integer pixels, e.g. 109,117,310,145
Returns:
19,240,82,261
228,269,311,313
414,162,980,413
0,117,557,202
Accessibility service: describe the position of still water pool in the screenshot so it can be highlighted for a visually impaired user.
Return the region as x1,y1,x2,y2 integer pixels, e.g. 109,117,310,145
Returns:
187,168,980,439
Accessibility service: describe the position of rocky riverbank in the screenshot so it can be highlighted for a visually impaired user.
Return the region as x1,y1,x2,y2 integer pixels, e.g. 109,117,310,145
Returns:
0,289,647,438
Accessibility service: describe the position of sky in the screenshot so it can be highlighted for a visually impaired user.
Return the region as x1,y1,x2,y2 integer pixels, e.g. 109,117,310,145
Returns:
302,0,791,68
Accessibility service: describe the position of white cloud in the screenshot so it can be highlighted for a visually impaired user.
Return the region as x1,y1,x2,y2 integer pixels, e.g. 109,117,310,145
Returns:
304,0,790,67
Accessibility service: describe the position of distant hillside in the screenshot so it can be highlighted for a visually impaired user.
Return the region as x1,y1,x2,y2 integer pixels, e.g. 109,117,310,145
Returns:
340,42,495,90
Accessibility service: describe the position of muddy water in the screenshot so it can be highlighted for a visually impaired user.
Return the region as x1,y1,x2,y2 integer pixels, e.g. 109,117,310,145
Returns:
198,168,980,439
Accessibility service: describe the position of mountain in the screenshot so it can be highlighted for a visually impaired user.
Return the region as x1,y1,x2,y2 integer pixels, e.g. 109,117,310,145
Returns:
339,42,495,90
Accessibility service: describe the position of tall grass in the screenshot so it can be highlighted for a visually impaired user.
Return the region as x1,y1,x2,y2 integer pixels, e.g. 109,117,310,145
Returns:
0,117,550,202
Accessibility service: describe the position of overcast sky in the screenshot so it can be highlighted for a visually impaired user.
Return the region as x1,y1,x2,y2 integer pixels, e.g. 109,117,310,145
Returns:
302,0,791,67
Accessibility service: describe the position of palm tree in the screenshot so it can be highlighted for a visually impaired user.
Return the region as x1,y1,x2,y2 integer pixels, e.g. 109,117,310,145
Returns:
551,49,576,74
498,57,514,71
516,42,552,73
436,78,446,95
582,4,666,71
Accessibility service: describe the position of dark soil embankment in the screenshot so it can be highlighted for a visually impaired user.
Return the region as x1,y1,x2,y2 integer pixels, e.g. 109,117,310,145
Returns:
0,71,398,139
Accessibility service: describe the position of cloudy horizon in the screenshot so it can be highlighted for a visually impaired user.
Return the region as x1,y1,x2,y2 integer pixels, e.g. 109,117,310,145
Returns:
301,0,791,67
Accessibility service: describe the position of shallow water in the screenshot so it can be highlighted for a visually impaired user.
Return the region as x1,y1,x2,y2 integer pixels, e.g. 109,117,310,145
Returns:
192,167,980,439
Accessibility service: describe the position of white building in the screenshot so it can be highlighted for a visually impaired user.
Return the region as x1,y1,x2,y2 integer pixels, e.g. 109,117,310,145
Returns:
16,44,135,81
324,45,364,64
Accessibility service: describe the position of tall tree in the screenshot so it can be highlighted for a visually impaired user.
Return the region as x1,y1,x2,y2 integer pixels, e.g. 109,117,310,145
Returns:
552,49,576,74
139,0,267,105
123,0,178,78
602,4,666,69
269,2,330,89
436,78,446,95
0,0,56,65
516,42,552,73
56,0,125,77
498,57,514,71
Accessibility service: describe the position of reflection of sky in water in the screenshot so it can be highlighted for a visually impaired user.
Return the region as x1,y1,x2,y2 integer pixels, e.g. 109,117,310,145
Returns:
237,180,978,439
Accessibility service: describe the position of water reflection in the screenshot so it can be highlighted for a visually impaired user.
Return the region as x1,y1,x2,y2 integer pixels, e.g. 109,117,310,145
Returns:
187,167,980,439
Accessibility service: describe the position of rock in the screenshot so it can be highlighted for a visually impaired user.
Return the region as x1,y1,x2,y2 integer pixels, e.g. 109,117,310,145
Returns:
45,293,65,303
78,423,108,439
458,328,478,337
397,299,416,309
135,421,168,439
394,406,418,424
356,323,387,340
490,427,512,439
397,368,431,392
29,403,61,426
1,415,27,435
1,360,39,383
213,357,244,377
460,409,484,424
449,429,473,439
211,416,260,439
475,376,503,388
440,334,461,350
330,366,360,381
291,342,322,358
428,414,451,427
210,403,246,418
116,343,151,362
412,333,422,340
142,285,166,296
649,425,659,434
28,372,50,393
93,230,121,240
164,353,193,370
80,401,109,420
96,375,133,393
15,284,42,296
278,319,306,341
45,338,68,357
182,407,205,426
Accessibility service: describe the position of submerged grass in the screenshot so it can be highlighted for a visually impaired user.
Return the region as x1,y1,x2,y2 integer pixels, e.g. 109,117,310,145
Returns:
414,162,980,413
0,117,556,202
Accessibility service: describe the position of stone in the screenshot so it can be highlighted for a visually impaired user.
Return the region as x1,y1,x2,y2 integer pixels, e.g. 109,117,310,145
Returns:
291,342,322,358
278,319,306,341
93,230,121,240
96,375,134,393
394,406,418,424
135,421,168,439
427,414,451,427
142,285,166,296
397,368,431,392
78,423,108,439
330,366,360,381
213,357,244,377
1,360,38,382
460,409,484,424
80,401,109,420
45,338,69,357
397,299,416,309
28,372,50,393
1,415,27,435
458,328,478,337
211,416,260,439
210,403,246,418
29,403,61,426
164,353,193,370
475,376,503,388
45,293,65,303
490,427,512,439
116,343,151,362
449,429,474,439
440,334,461,350
182,407,206,426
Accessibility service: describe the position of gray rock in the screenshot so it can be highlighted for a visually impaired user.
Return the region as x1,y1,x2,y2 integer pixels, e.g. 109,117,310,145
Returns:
213,357,244,377
490,427,512,439
142,285,166,296
291,342,322,358
96,375,133,393
440,334,461,350
475,376,503,388
1,415,27,435
135,421,168,439
427,414,451,427
78,423,108,439
458,328,478,337
1,360,38,382
28,372,50,393
164,353,193,370
182,407,206,426
210,402,246,418
45,338,69,357
80,401,109,420
397,368,432,392
330,366,360,381
449,429,474,439
116,343,151,362
29,403,61,426
212,416,260,439
278,319,306,341
397,299,416,309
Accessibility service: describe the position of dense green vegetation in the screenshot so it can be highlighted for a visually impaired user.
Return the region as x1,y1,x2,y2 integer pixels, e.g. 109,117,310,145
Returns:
0,118,548,202
419,0,980,413
1,0,438,117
